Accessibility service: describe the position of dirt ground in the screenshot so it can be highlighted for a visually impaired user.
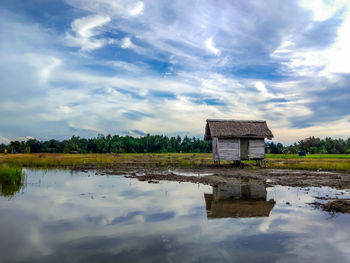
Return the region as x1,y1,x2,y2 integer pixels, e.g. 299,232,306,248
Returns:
310,198,350,214
100,166,350,189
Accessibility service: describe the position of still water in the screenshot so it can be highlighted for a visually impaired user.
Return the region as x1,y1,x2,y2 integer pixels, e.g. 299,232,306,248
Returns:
1,169,350,263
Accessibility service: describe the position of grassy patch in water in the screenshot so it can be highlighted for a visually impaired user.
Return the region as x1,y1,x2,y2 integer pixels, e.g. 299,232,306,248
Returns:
0,166,24,184
0,166,25,197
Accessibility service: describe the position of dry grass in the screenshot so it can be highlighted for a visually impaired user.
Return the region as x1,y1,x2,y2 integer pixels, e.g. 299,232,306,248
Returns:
0,153,349,171
0,153,214,169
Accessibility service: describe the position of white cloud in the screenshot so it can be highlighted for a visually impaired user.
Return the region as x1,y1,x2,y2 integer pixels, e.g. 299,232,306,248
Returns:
255,82,268,95
300,0,348,21
65,15,111,51
107,60,147,73
272,1,350,77
23,54,63,85
120,37,134,49
2,2,350,143
205,37,220,55
0,136,11,144
57,106,73,114
39,57,62,84
129,2,144,16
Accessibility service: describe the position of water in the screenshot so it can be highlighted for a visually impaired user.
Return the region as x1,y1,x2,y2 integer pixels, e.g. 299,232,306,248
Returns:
1,169,350,263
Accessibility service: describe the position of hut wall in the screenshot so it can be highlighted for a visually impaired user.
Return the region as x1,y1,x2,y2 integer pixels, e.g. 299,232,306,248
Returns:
217,138,240,161
212,137,219,160
240,139,249,159
248,139,265,159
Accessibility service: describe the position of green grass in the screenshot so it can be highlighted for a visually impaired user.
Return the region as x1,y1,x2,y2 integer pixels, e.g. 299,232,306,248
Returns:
266,160,350,171
0,166,25,197
265,154,350,171
0,153,349,172
267,154,350,159
0,166,24,184
0,153,214,169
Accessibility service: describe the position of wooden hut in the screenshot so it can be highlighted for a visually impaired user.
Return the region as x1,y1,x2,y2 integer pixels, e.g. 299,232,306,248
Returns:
204,119,273,163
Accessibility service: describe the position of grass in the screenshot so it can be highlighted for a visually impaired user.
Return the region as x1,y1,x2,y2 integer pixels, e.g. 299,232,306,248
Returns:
0,153,214,169
0,166,24,184
0,153,349,171
266,154,350,159
0,165,25,197
265,154,350,171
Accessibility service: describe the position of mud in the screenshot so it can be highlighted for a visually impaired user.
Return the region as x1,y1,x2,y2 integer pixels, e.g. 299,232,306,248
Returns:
311,199,350,214
125,172,213,185
120,167,350,189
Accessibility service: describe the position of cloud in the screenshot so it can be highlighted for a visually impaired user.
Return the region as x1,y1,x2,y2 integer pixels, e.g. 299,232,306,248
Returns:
129,2,144,16
57,106,73,114
1,1,350,144
205,37,220,55
120,37,134,49
65,14,112,51
0,136,11,144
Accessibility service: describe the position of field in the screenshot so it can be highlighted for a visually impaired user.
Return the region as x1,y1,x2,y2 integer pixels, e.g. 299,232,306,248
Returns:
0,153,350,171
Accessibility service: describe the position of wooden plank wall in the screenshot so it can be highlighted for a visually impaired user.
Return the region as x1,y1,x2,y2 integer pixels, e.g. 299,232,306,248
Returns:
217,139,240,160
212,137,219,160
248,139,265,159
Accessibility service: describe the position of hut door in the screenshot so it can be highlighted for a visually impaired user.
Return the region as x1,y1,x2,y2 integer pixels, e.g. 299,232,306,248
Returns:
240,139,249,159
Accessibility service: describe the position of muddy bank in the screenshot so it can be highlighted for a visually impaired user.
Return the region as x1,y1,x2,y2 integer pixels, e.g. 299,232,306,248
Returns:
311,198,350,214
118,167,350,189
125,172,213,185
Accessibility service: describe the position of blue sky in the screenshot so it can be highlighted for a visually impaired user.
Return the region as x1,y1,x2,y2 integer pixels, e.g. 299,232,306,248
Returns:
0,0,350,144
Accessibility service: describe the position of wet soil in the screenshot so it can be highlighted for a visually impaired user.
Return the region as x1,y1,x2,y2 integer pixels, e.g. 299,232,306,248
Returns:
101,166,350,189
124,172,213,185
311,199,350,214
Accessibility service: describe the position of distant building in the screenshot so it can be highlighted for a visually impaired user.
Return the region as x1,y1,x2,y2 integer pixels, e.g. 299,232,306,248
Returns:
204,119,273,163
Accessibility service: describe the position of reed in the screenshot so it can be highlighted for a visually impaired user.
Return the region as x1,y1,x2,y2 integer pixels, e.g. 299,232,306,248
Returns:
0,166,25,197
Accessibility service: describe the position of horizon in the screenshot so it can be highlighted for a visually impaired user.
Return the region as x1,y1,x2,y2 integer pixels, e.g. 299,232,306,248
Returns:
1,0,350,145
1,132,349,148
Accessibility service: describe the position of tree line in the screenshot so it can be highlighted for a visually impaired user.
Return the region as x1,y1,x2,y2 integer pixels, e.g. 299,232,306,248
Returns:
266,136,350,154
0,135,349,154
0,134,211,154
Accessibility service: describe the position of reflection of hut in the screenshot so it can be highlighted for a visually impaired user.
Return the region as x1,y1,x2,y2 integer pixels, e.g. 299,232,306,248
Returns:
212,177,267,200
204,120,273,163
204,178,275,218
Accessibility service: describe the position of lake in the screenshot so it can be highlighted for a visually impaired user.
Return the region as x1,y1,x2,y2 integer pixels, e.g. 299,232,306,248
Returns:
1,169,350,263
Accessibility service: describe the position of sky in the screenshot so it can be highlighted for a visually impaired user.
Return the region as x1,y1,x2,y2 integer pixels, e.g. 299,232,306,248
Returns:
0,0,350,145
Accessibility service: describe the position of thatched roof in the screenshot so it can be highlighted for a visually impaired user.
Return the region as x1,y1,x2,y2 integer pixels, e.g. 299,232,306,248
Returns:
204,119,273,140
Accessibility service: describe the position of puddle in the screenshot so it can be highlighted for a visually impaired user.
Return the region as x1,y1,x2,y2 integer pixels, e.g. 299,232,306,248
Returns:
168,169,213,177
1,169,350,262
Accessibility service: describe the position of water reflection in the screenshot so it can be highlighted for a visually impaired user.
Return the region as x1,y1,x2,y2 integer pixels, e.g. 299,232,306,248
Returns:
1,170,350,263
205,178,275,218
